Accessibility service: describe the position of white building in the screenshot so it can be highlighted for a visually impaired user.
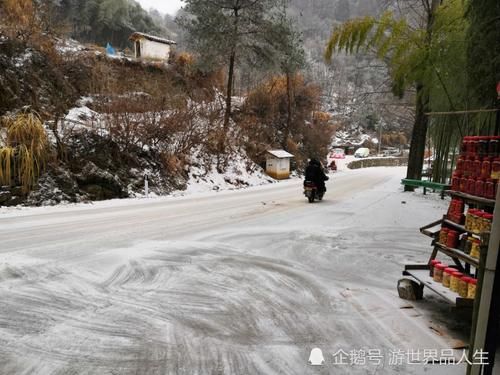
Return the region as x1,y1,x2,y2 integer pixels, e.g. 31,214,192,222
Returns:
266,150,294,180
129,32,176,61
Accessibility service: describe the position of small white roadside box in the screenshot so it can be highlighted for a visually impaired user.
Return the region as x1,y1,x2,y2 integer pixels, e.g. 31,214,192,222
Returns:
266,150,294,179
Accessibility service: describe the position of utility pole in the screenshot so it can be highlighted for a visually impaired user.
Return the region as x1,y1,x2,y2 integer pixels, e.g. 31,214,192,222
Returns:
378,121,382,155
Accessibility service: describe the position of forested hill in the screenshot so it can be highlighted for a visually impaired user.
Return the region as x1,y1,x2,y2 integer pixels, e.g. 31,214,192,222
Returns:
53,0,382,53
288,0,380,58
285,0,414,141
53,0,383,58
52,0,178,48
48,0,407,138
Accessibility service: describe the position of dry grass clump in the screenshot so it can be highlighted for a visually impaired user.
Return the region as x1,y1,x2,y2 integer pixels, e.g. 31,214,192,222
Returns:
0,112,50,193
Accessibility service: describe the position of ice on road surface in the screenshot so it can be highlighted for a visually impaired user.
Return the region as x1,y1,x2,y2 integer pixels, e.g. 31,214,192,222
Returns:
0,167,467,374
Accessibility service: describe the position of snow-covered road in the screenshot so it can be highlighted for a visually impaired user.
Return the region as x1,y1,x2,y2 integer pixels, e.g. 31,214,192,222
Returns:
0,167,467,374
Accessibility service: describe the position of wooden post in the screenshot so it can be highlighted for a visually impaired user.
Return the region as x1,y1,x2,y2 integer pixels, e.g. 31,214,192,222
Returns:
468,187,500,375
483,241,500,375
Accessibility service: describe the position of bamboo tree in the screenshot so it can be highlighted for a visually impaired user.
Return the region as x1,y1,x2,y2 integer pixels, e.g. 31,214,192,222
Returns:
466,0,500,113
325,1,445,187
325,0,497,183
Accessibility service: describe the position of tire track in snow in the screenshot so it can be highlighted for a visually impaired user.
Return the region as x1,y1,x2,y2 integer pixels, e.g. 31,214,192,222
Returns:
0,242,338,374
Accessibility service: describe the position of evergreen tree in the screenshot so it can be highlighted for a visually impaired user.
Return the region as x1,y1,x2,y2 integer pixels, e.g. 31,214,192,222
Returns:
50,0,161,48
178,0,291,157
271,11,306,149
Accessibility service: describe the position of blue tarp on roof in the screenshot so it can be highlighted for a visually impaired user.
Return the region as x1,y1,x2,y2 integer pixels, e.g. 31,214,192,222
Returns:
106,43,116,56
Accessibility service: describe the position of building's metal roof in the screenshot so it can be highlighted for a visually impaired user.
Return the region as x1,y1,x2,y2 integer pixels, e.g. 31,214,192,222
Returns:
267,150,294,158
129,32,177,45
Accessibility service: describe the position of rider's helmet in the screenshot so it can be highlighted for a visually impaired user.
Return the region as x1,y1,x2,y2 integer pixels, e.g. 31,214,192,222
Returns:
309,158,320,166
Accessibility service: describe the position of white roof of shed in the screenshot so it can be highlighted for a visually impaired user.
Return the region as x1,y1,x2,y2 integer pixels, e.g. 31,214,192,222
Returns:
129,32,177,45
267,150,294,158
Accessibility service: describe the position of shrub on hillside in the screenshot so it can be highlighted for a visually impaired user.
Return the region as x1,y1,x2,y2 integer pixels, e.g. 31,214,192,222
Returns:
240,74,334,168
0,112,51,193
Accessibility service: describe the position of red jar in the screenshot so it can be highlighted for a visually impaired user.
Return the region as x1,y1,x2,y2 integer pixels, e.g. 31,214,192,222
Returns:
447,230,459,248
465,137,472,156
429,259,441,277
459,276,472,297
488,136,499,157
484,213,494,221
451,271,464,292
473,158,482,178
485,179,495,199
434,263,447,282
451,174,460,191
479,137,489,158
459,177,467,192
443,268,456,288
492,157,500,180
447,199,455,216
467,177,476,195
464,158,473,177
454,213,464,224
456,156,465,174
470,137,479,157
448,199,464,223
439,228,449,244
475,179,485,197
481,157,491,179
447,200,453,217
461,137,469,155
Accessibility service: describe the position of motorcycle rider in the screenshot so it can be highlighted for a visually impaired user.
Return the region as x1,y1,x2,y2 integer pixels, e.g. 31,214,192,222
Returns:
304,158,329,194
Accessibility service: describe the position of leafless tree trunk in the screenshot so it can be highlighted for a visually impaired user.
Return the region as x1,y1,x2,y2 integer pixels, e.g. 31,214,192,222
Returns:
284,71,293,149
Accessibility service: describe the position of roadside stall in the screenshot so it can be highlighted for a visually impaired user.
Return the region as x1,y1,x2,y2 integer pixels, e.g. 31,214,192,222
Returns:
400,135,500,374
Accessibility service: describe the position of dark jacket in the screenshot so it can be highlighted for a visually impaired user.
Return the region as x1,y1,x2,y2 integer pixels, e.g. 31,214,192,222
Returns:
304,160,328,192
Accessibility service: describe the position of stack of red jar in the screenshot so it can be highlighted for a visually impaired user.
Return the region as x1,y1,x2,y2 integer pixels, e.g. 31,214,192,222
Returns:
447,198,464,224
453,136,500,199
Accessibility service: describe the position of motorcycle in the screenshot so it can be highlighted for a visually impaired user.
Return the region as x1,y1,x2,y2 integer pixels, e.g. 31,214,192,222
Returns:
303,181,324,203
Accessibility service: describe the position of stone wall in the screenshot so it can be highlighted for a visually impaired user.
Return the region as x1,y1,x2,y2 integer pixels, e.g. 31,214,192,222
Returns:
347,157,408,169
